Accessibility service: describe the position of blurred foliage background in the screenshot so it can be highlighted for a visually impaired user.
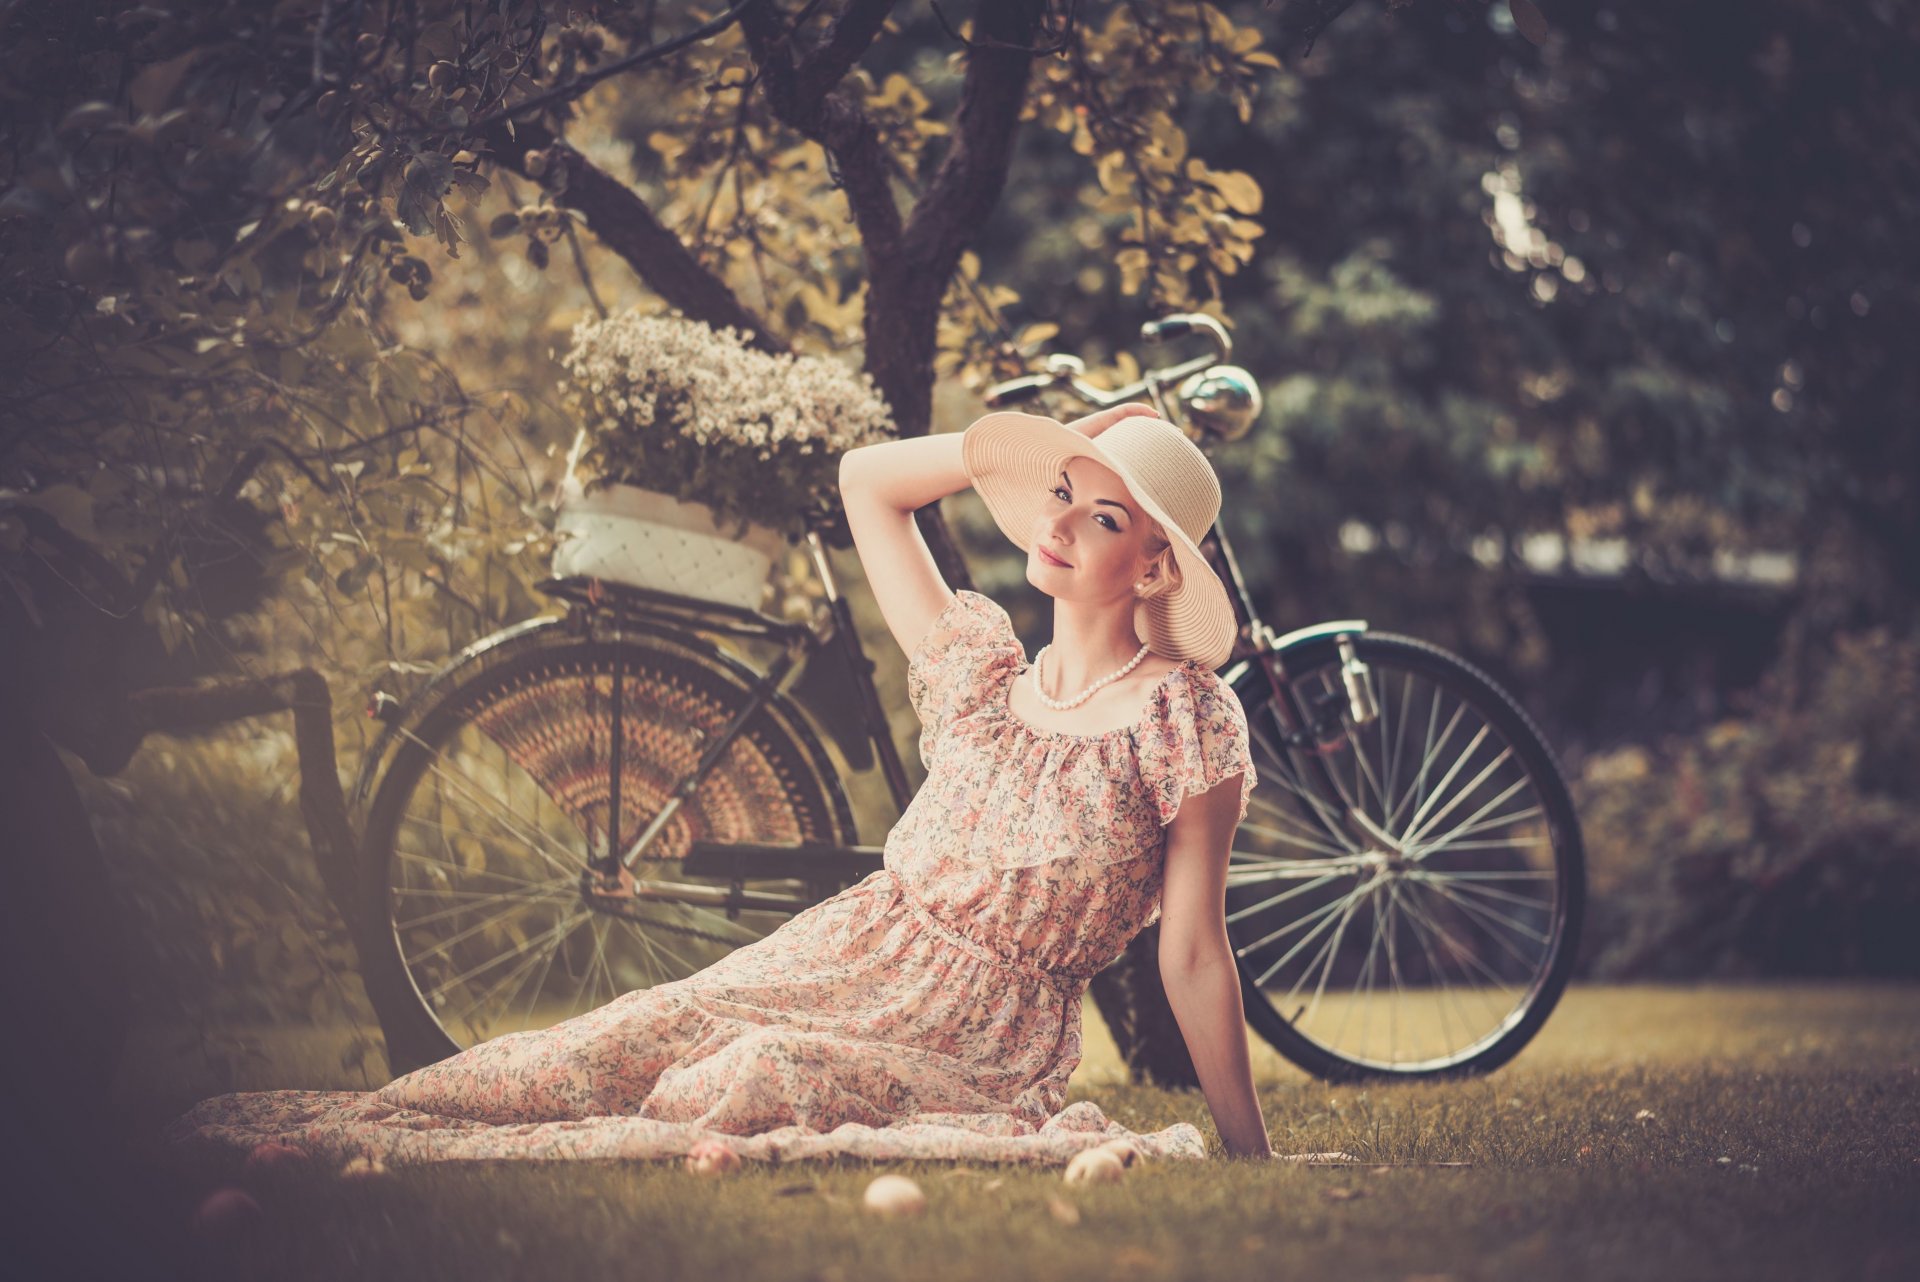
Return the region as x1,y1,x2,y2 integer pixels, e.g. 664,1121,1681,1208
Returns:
3,0,1917,1084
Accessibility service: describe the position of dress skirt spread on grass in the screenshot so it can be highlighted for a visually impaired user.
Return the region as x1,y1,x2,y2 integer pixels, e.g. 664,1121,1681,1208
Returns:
163,590,1258,1168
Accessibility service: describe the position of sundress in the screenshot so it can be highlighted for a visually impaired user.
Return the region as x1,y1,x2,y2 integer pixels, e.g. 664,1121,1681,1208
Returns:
161,589,1258,1169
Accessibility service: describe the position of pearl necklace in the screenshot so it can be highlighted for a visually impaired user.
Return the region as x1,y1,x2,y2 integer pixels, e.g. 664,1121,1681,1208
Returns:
1029,641,1153,710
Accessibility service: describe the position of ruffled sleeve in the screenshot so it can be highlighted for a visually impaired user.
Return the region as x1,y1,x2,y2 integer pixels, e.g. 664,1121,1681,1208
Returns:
1137,665,1258,828
904,590,1024,767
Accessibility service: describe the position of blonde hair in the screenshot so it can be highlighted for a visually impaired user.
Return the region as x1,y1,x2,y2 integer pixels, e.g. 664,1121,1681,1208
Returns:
1136,518,1183,604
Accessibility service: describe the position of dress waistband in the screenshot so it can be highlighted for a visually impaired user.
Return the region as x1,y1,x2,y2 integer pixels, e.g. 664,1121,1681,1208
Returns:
877,867,1094,999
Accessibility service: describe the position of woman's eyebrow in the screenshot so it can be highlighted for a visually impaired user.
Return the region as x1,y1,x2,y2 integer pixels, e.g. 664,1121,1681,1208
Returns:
1058,467,1134,521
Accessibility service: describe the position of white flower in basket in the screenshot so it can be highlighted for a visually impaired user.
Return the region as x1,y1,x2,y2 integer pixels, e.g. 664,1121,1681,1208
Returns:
555,311,895,610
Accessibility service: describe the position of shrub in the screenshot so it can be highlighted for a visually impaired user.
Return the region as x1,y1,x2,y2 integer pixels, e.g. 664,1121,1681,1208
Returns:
1576,626,1920,978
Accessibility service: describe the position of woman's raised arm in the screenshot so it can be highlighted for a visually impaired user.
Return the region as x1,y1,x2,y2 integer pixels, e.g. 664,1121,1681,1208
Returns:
837,433,971,663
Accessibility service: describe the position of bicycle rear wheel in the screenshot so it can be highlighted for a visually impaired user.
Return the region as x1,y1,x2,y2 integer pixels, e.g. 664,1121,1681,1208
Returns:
359,632,853,1065
1228,632,1584,1081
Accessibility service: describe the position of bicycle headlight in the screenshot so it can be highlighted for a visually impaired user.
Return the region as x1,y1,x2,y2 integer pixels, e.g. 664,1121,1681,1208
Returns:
1175,364,1261,442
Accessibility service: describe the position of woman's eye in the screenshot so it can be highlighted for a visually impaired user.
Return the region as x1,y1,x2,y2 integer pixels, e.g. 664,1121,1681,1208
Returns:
1050,485,1117,530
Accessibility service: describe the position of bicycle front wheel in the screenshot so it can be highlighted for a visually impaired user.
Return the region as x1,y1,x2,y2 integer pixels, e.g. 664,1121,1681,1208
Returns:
359,632,853,1065
1228,632,1585,1081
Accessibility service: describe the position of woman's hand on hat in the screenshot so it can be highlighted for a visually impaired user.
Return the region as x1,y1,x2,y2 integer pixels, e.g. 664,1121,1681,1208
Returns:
1064,402,1158,441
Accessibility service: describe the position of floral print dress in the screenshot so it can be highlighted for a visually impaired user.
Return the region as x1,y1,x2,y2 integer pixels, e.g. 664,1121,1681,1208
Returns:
162,590,1257,1168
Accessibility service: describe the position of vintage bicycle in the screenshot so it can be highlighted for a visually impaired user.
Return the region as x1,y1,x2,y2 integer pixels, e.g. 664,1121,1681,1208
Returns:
351,312,1585,1082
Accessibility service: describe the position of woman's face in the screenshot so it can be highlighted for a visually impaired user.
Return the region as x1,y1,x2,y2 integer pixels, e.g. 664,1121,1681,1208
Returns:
1025,458,1159,605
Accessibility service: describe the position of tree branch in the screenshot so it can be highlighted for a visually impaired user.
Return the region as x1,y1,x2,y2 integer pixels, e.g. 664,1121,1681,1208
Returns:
849,0,1042,446
795,0,900,106
901,0,1044,273
741,0,905,260
478,117,785,352
1269,0,1366,60
469,0,758,131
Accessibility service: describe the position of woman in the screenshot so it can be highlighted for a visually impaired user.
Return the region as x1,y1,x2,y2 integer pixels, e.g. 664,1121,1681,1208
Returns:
161,403,1270,1170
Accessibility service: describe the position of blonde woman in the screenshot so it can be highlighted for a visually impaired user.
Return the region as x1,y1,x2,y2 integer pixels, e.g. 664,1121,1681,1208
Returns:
841,402,1270,1160
162,404,1267,1171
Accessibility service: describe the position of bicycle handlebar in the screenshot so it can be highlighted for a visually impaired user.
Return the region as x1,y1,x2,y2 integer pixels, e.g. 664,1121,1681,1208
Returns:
983,312,1232,412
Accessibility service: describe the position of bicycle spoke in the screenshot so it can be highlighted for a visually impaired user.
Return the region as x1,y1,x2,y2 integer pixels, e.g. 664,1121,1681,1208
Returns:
1226,871,1345,925
402,890,573,968
518,911,575,1030
1410,834,1548,856
1404,764,1524,854
447,907,583,1032
1330,892,1386,1058
1378,669,1410,821
1237,807,1356,857
1385,690,1461,834
1383,881,1407,1063
392,884,556,902
1240,883,1359,957
393,881,574,932
571,914,606,1016
1290,883,1369,1026
1251,886,1366,988
421,753,585,883
1397,722,1492,848
1305,685,1369,824
1343,716,1391,823
424,909,584,1007
1397,883,1521,1007
1390,883,1480,1052
1408,867,1556,881
1413,802,1545,857
1416,871,1555,913
1249,722,1362,853
392,850,556,891
1424,884,1545,983
579,914,618,1013
616,911,707,984
1413,872,1553,950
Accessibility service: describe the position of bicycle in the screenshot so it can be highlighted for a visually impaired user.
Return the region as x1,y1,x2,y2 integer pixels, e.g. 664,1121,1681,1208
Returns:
352,312,1585,1084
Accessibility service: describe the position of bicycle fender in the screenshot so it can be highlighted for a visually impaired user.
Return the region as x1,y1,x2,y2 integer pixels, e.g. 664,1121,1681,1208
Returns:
1221,614,1359,706
1265,618,1370,653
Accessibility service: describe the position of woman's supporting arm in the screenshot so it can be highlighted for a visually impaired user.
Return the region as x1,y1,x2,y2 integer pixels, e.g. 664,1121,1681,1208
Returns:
1160,949,1274,1159
1157,766,1273,1159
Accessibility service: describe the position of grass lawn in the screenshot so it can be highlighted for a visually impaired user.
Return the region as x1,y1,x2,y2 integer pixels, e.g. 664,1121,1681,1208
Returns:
81,984,1920,1281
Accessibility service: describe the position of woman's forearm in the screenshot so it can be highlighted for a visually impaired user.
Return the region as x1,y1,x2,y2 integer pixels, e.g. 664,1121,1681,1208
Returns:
1161,951,1274,1159
838,430,971,513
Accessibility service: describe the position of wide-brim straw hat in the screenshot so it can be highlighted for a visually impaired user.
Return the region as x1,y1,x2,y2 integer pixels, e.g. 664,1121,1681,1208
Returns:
961,411,1239,669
